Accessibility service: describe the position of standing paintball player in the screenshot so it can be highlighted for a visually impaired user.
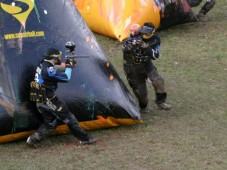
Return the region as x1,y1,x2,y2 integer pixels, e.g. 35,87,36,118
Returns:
27,43,96,147
122,23,172,112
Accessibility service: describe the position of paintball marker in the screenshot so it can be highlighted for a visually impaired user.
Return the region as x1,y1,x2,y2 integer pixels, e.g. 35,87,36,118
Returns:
65,41,89,59
116,36,143,45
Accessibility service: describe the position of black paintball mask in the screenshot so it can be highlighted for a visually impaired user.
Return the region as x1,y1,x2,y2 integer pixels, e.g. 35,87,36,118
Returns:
65,41,76,54
140,22,156,40
43,48,62,65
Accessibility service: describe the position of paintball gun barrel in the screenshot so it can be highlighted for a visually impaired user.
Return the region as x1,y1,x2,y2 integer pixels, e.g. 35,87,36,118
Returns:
65,54,89,59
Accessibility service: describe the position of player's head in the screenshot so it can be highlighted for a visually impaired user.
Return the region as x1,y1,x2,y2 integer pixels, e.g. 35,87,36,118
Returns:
44,48,62,65
140,22,155,39
130,24,141,36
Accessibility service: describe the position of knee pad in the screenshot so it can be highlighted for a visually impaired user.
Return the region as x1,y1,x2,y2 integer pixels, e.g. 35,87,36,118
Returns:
152,78,165,93
62,113,77,124
133,83,147,98
56,104,68,114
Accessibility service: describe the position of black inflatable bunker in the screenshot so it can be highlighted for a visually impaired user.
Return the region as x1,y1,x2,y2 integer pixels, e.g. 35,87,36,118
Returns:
0,0,142,143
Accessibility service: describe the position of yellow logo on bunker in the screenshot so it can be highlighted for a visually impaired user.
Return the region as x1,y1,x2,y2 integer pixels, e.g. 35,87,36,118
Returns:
0,0,34,28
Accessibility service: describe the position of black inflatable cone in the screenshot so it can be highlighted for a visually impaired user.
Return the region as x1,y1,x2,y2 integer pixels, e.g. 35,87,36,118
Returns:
0,0,141,143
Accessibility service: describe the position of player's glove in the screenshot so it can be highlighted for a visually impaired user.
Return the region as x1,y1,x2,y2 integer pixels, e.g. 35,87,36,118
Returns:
141,42,149,48
123,42,133,51
65,58,76,68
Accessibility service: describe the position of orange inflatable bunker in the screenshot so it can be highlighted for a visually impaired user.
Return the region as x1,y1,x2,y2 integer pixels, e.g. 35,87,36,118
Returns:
73,0,161,41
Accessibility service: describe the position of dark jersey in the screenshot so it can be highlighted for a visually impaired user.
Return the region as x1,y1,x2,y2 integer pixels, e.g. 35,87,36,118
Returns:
142,34,161,60
34,60,72,91
123,34,161,63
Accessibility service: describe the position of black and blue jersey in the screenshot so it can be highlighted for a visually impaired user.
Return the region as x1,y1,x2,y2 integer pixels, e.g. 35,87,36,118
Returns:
142,34,161,60
34,60,72,91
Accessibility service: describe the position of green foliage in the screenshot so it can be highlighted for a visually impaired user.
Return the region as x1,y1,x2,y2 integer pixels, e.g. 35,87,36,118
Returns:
1,2,227,170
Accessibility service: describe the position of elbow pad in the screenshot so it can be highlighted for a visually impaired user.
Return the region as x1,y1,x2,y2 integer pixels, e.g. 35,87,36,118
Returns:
64,68,72,80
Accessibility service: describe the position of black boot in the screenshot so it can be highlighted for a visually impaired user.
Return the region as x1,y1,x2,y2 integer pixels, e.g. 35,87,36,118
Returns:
66,113,96,144
26,132,42,147
155,93,172,110
80,136,96,145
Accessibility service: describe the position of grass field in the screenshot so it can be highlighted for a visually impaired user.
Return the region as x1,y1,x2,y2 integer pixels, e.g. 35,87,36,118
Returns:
1,1,227,170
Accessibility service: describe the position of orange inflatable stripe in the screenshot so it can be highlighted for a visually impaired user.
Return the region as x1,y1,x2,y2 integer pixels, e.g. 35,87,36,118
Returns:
0,116,143,143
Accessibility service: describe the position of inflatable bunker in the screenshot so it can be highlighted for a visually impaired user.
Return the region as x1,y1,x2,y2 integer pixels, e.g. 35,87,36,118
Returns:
158,0,195,29
0,0,142,143
73,0,195,41
73,0,161,41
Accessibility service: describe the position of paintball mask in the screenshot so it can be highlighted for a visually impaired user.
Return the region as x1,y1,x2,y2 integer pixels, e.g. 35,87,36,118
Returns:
44,48,62,65
65,41,76,53
140,22,155,39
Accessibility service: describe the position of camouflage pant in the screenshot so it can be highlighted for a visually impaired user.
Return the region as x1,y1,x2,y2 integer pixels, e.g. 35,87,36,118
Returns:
123,61,167,109
33,94,89,142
